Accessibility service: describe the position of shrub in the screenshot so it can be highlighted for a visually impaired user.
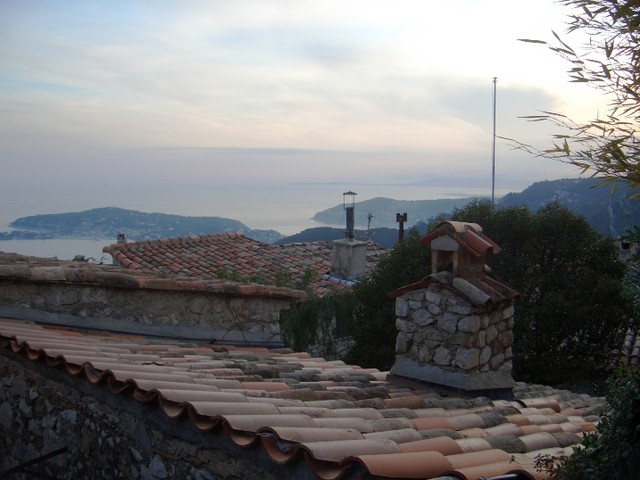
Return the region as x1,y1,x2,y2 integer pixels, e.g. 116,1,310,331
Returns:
540,367,640,480
344,229,431,369
451,201,631,384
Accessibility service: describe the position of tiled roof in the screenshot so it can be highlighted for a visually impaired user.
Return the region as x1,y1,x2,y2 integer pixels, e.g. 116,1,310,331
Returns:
389,271,519,306
0,255,304,300
421,221,501,257
103,233,385,296
0,317,605,480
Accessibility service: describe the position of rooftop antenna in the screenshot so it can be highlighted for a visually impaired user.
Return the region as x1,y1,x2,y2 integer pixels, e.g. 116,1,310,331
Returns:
366,213,373,240
491,77,497,207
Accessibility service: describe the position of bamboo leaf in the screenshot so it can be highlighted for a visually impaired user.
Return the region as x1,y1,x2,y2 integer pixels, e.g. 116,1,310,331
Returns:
550,47,577,56
605,39,614,59
517,38,547,44
551,30,576,54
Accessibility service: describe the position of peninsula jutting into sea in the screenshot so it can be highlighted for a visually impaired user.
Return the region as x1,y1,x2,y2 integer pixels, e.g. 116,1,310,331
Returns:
1,178,639,262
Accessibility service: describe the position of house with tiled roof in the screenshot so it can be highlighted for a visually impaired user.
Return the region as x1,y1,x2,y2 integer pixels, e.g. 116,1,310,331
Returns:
1,317,604,479
103,232,385,297
0,252,304,347
0,222,608,479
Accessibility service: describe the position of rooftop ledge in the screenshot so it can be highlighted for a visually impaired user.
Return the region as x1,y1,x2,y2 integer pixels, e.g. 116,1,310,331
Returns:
0,263,307,301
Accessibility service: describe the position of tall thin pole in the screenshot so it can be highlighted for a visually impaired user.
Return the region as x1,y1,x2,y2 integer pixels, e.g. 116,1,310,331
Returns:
491,77,497,206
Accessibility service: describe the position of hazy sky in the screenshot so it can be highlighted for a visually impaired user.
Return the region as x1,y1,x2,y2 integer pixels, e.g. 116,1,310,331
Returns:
0,0,606,222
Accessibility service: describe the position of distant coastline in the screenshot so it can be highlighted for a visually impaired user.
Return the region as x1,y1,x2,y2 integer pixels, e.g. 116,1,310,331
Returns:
2,177,636,261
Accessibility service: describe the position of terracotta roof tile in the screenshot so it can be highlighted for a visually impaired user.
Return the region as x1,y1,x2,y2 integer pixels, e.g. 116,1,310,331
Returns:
1,317,606,480
102,232,385,296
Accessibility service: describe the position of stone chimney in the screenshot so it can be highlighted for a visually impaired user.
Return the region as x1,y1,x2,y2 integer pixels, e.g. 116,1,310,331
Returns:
331,238,368,280
330,191,367,281
389,221,518,398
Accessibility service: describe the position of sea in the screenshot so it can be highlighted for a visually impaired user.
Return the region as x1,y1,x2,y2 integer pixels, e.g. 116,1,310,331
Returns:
0,182,516,261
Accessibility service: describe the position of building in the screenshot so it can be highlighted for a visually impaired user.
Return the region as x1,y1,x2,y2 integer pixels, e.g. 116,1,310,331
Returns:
0,249,605,479
103,232,385,297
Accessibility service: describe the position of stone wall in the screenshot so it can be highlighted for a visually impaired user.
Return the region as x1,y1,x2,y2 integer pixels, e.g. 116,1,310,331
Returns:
0,353,309,480
0,264,305,346
391,276,515,394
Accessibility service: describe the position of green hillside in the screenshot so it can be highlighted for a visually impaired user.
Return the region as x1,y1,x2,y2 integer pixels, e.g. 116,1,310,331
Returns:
6,207,282,243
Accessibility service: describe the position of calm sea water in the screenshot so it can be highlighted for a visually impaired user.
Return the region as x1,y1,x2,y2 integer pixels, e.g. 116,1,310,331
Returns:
0,182,513,260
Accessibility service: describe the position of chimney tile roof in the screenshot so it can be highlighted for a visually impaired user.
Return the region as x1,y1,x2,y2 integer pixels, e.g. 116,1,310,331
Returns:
103,233,384,296
1,317,605,480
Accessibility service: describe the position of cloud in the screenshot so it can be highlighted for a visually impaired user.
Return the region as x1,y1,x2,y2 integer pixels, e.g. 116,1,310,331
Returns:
0,0,601,219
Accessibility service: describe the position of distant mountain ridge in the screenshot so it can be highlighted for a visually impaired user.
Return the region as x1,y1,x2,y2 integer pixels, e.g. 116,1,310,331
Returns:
312,196,483,229
5,207,282,244
288,178,640,244
2,178,638,248
499,178,640,238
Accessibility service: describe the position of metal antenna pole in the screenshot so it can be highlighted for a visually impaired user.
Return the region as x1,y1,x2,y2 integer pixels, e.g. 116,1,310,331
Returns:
491,77,497,207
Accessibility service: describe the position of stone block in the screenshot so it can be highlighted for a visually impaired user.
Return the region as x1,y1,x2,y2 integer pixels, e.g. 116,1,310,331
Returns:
395,332,412,354
437,313,458,334
395,297,409,317
417,345,433,363
479,346,492,366
448,296,475,315
502,304,515,318
411,308,434,327
490,353,505,370
408,300,422,310
476,330,486,348
444,332,474,348
427,303,443,315
420,327,444,349
434,346,452,366
486,325,499,344
500,330,513,348
424,289,442,305
455,348,480,370
490,310,504,325
395,318,416,333
458,315,481,333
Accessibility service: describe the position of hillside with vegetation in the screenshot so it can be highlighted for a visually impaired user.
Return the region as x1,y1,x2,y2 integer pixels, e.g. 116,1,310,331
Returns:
290,178,640,245
274,226,403,248
3,178,638,246
499,178,640,238
3,207,282,244
312,196,480,229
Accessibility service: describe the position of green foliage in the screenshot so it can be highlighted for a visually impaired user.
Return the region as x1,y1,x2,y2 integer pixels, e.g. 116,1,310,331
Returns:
278,265,352,356
540,367,640,480
216,268,247,283
622,226,640,321
279,294,354,355
217,266,318,292
451,200,631,383
344,229,431,369
515,1,640,189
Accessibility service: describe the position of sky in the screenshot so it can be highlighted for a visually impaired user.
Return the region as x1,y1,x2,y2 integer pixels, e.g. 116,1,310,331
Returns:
0,0,607,228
